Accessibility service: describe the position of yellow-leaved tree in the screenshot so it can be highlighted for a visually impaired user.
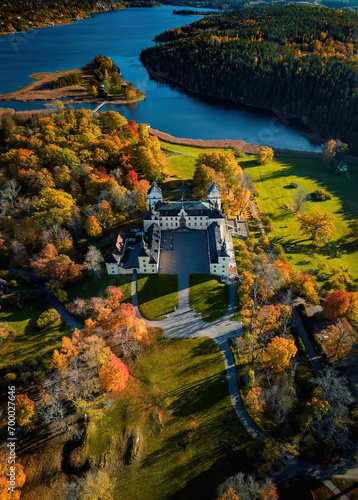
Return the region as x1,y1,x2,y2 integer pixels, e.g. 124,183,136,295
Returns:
261,337,297,373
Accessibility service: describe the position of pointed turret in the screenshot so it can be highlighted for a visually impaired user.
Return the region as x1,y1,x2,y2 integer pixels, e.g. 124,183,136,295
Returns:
207,181,221,210
147,181,162,210
219,239,229,257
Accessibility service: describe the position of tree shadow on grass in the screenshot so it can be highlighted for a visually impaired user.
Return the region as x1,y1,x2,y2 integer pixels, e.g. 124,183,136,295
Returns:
137,274,178,319
137,409,252,499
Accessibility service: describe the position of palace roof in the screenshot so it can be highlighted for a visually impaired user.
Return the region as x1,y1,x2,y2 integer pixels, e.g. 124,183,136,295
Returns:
106,230,127,264
139,223,161,263
147,182,162,197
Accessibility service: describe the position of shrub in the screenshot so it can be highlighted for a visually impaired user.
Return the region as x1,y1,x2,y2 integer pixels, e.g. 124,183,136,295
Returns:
19,372,32,386
8,280,17,288
36,308,60,329
264,224,274,233
69,447,87,471
33,371,46,388
241,259,255,272
311,189,332,201
290,182,298,189
261,214,272,226
0,322,17,343
4,373,17,383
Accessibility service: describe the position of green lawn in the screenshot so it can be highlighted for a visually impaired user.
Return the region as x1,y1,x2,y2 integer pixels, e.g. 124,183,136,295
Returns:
241,157,358,280
161,140,236,180
160,140,227,156
331,478,358,499
189,274,229,322
67,274,133,303
137,274,179,320
0,295,67,369
85,330,251,500
166,155,197,180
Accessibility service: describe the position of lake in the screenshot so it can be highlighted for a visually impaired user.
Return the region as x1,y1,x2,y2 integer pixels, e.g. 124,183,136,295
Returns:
0,6,321,151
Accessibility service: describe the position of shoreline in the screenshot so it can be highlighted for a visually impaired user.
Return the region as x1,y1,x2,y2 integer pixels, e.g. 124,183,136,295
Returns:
148,127,323,159
0,62,145,105
143,64,325,149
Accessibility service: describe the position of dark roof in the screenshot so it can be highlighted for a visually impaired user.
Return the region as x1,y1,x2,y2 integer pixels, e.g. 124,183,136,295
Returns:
143,210,160,221
208,222,221,264
157,200,210,211
147,182,162,197
106,230,127,264
106,253,119,264
208,209,225,219
207,181,221,197
140,223,161,264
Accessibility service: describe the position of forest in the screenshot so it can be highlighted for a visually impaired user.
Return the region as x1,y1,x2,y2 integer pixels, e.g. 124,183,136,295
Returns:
140,5,358,150
0,108,167,282
1,1,356,37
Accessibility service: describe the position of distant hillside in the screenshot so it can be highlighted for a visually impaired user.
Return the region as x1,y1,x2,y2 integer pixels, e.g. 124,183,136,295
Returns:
130,0,358,12
141,5,358,149
0,1,125,35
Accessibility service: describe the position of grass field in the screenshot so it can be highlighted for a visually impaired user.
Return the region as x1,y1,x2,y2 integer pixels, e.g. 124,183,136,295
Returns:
189,274,229,322
331,478,358,499
0,295,67,369
137,274,179,320
166,155,197,180
240,157,358,280
161,140,235,180
67,274,133,303
85,329,251,500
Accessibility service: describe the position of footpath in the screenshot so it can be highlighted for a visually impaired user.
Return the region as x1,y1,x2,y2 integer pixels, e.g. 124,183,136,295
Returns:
130,272,358,498
14,267,357,496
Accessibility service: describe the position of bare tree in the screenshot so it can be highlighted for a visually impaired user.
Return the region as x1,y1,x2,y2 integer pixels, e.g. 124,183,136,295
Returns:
83,245,104,278
10,239,28,267
37,381,70,432
293,187,310,213
69,206,83,242
310,367,353,443
263,375,297,425
218,472,276,500
0,180,20,212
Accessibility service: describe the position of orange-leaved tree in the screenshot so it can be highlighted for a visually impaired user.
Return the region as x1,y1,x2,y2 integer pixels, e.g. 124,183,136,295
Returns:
16,394,36,431
99,355,129,393
0,450,26,500
346,292,358,326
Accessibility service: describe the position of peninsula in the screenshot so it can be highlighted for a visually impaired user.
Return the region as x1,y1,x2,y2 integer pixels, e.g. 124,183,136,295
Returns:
0,58,145,105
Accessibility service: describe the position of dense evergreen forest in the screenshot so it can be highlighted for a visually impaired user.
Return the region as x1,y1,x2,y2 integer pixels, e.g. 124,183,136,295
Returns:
140,5,358,149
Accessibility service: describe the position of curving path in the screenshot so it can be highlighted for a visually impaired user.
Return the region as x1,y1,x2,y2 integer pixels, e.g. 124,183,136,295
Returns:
12,267,357,495
9,268,84,330
132,271,358,497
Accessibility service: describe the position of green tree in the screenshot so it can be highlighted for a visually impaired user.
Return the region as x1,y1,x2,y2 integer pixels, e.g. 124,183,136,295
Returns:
32,188,75,226
257,146,274,164
297,211,334,244
98,111,127,133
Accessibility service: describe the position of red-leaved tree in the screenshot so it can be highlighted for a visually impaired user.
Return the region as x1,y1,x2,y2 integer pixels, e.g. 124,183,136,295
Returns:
323,290,350,319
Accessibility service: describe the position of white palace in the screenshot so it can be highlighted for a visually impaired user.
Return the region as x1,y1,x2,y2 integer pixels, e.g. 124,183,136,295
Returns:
106,181,232,280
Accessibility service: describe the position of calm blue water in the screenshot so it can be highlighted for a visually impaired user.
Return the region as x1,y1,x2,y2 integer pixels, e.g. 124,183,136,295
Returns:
0,6,321,151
